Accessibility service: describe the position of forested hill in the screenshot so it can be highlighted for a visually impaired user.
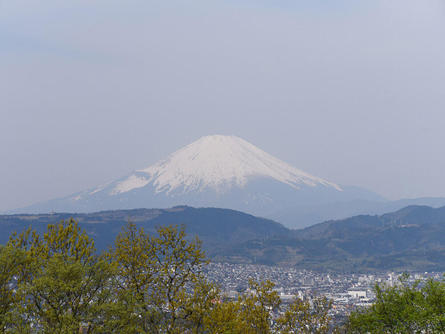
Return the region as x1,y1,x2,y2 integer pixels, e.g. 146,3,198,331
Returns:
1,205,445,272
288,205,445,271
0,206,288,252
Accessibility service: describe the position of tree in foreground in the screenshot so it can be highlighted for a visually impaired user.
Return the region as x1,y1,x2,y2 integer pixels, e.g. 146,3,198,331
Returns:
237,279,281,334
0,219,339,333
347,273,445,333
277,295,332,334
0,244,26,333
7,220,115,333
107,223,213,333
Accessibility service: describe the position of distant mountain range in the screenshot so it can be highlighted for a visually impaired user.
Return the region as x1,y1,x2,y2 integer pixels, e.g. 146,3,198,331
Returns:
12,134,445,228
2,205,445,272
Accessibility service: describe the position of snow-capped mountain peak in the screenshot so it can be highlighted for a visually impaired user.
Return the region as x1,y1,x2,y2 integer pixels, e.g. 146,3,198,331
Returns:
15,134,390,228
110,135,341,195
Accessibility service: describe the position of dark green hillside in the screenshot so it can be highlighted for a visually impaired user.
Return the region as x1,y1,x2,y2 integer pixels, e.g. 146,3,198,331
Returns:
1,205,445,272
206,205,445,271
0,206,288,253
291,205,445,271
297,205,445,256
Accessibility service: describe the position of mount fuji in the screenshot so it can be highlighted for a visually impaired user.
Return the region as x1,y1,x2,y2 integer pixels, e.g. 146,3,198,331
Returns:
15,135,395,227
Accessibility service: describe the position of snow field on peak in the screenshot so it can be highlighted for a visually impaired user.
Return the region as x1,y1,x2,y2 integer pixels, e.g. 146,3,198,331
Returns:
111,175,150,195
109,135,341,196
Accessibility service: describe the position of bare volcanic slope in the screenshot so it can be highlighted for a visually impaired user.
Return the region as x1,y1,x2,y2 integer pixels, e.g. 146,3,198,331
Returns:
15,135,383,227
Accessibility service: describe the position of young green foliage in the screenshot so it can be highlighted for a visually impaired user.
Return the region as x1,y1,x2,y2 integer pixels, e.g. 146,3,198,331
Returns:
277,296,332,334
8,219,114,334
347,274,445,334
0,244,26,333
237,279,281,334
0,219,342,334
107,223,207,334
203,297,242,334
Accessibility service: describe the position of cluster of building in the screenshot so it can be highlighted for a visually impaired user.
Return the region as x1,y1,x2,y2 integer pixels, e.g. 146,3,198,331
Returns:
204,263,444,324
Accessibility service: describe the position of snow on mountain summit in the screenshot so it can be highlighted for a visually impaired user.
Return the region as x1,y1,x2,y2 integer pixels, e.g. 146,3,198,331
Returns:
15,135,390,228
110,135,342,195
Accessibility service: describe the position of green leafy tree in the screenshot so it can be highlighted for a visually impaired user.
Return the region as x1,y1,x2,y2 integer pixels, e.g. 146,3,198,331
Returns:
347,274,445,334
203,298,243,334
8,219,114,334
179,278,221,333
0,244,26,333
104,222,159,333
237,279,281,334
277,296,332,334
0,219,342,334
107,223,208,334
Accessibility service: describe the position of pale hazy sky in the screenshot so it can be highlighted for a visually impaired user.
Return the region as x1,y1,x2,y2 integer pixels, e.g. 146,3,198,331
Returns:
1,0,445,212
